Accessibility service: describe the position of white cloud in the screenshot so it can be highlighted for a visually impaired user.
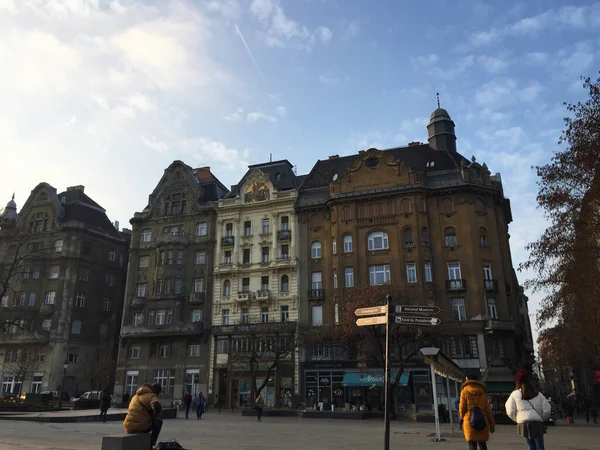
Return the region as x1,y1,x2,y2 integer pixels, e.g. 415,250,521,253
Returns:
558,41,595,78
411,54,439,70
204,0,241,21
477,54,511,73
525,52,548,65
475,79,542,107
223,106,245,121
319,70,341,85
316,26,333,44
275,106,286,116
339,18,360,40
247,111,278,123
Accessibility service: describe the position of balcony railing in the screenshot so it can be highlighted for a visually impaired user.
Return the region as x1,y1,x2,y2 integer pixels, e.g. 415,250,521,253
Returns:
157,232,189,245
445,279,467,291
485,319,516,332
277,230,292,241
189,292,205,304
237,291,254,302
131,297,147,308
256,290,270,301
484,279,499,291
308,289,324,300
221,236,235,247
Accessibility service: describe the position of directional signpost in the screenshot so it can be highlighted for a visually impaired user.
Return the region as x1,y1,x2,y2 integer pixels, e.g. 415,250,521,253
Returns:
396,305,440,315
356,315,388,326
395,316,441,326
355,305,388,317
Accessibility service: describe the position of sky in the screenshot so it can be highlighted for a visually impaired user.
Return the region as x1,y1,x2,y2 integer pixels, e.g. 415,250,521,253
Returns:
1,0,599,342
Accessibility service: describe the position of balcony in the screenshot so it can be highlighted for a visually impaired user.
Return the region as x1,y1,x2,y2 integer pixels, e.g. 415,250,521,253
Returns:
1,330,49,344
121,321,204,338
131,297,147,308
237,291,254,302
275,256,295,267
277,229,292,241
189,292,205,304
484,279,499,291
445,279,467,291
256,290,270,302
308,289,324,300
485,319,516,332
40,303,54,316
221,236,235,248
157,232,189,246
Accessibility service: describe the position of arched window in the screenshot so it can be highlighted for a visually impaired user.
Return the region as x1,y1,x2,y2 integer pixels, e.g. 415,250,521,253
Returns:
341,206,352,221
421,227,430,246
475,198,485,213
417,198,427,213
311,241,322,259
223,280,231,297
332,237,337,255
367,231,389,250
480,227,488,247
401,198,411,214
441,198,454,214
403,228,414,247
444,227,458,247
281,275,289,292
343,235,353,253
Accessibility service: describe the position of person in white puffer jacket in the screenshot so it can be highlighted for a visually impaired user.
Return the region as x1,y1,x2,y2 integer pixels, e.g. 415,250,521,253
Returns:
505,370,551,450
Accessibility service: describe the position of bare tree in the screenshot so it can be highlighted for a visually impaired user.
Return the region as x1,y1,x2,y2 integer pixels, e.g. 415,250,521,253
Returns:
2,347,42,395
79,347,116,392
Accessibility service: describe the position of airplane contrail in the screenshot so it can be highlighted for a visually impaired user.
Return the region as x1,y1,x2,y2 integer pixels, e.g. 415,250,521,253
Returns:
235,24,266,85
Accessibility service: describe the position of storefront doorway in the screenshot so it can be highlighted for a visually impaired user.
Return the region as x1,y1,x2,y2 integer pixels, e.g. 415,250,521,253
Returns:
304,371,344,409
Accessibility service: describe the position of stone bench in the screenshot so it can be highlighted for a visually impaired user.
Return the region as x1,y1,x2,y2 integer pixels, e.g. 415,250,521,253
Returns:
101,434,151,450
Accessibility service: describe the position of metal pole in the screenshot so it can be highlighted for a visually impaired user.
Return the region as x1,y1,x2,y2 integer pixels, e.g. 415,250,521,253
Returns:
384,294,391,450
446,377,454,433
57,366,66,410
430,361,441,441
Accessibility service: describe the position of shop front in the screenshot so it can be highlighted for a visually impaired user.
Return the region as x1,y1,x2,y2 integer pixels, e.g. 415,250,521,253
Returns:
228,360,294,409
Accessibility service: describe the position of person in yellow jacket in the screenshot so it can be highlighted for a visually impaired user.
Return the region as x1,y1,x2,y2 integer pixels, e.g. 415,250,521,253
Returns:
459,373,496,450
123,383,163,447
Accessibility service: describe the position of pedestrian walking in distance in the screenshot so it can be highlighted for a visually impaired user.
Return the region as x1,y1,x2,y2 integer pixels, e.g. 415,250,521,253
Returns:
99,387,112,423
505,370,551,450
183,391,192,419
196,391,206,419
459,373,495,450
255,393,264,422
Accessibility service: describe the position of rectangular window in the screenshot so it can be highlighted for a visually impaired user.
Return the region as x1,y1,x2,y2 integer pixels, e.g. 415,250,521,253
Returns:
177,251,184,265
280,305,289,322
244,221,252,236
133,313,143,326
344,235,353,253
261,307,269,323
136,283,147,297
17,292,26,306
105,274,115,287
54,239,63,252
167,250,173,265
452,298,466,321
194,251,206,265
424,262,433,282
174,278,182,295
368,231,389,250
241,308,249,323
75,293,85,308
311,272,322,290
447,263,462,283
187,344,201,357
1,296,8,308
102,298,111,312
128,346,141,359
191,308,203,323
261,276,269,292
158,344,171,358
159,251,165,266
78,268,89,281
152,369,174,394
222,309,230,325
311,305,323,326
224,250,232,264
163,279,171,295
31,374,43,394
44,291,56,305
108,249,116,262
242,278,250,293
125,371,139,395
138,255,149,269
193,278,204,293
487,298,498,320
261,219,270,234
280,244,289,259
483,264,493,280
243,248,251,264
281,216,289,231
48,266,60,279
406,263,417,283
345,267,354,287
32,269,40,279
141,229,152,242
262,247,270,263
28,292,36,306
369,265,391,286
333,269,338,289
196,222,207,236
225,223,233,237
67,353,78,363
71,320,81,334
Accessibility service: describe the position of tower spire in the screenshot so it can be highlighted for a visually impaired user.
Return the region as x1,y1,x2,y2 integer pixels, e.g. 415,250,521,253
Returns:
436,92,440,109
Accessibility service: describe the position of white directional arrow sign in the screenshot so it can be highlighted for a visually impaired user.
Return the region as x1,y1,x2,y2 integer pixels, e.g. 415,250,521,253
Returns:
395,316,441,326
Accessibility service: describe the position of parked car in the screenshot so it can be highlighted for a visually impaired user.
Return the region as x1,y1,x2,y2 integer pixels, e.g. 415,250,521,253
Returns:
40,391,70,402
71,391,118,409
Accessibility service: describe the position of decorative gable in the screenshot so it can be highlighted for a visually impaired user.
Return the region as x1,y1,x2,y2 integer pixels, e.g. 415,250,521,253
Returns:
241,169,272,204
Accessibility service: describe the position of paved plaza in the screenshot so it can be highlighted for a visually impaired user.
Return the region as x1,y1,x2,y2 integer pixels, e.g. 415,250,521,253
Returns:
0,412,598,450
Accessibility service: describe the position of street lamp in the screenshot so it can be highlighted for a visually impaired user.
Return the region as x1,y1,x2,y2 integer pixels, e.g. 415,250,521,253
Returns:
57,360,69,410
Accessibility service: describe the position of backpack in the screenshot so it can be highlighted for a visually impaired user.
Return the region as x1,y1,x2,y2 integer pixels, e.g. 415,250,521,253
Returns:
156,440,185,450
469,405,487,431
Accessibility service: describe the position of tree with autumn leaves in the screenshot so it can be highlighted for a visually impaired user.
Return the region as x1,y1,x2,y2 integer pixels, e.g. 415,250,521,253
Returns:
523,74,600,382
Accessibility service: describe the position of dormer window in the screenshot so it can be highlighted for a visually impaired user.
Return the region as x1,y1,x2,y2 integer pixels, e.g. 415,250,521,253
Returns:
165,193,186,216
365,158,380,168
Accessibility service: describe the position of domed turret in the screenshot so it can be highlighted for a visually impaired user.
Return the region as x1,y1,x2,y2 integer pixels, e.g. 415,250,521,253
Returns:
427,95,457,152
1,193,17,221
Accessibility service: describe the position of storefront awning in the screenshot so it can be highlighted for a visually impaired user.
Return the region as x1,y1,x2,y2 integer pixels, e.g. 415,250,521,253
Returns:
342,371,408,387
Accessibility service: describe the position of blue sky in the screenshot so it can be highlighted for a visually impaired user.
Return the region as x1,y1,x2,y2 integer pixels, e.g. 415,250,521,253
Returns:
1,0,599,339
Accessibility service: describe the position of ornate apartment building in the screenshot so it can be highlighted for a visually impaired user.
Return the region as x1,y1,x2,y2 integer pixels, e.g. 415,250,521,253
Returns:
209,161,304,409
295,107,534,409
114,162,228,402
0,184,128,396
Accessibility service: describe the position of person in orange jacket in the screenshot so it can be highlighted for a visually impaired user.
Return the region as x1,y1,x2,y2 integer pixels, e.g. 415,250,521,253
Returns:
459,373,496,450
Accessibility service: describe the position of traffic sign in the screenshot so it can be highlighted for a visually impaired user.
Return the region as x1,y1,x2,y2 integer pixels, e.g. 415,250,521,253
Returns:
356,315,388,326
395,305,440,315
355,305,388,317
395,316,441,326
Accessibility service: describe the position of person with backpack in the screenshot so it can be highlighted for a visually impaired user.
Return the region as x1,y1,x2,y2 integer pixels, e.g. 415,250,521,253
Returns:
459,373,495,450
505,370,551,450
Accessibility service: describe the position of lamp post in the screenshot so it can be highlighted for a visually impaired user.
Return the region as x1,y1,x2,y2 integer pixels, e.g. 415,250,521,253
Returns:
57,360,69,410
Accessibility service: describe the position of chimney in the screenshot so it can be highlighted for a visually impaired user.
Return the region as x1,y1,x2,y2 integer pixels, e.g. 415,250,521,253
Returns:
408,141,422,147
329,155,339,159
66,185,85,192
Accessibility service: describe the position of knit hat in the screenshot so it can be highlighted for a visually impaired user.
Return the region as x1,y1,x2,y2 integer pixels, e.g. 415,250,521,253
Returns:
514,370,529,384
